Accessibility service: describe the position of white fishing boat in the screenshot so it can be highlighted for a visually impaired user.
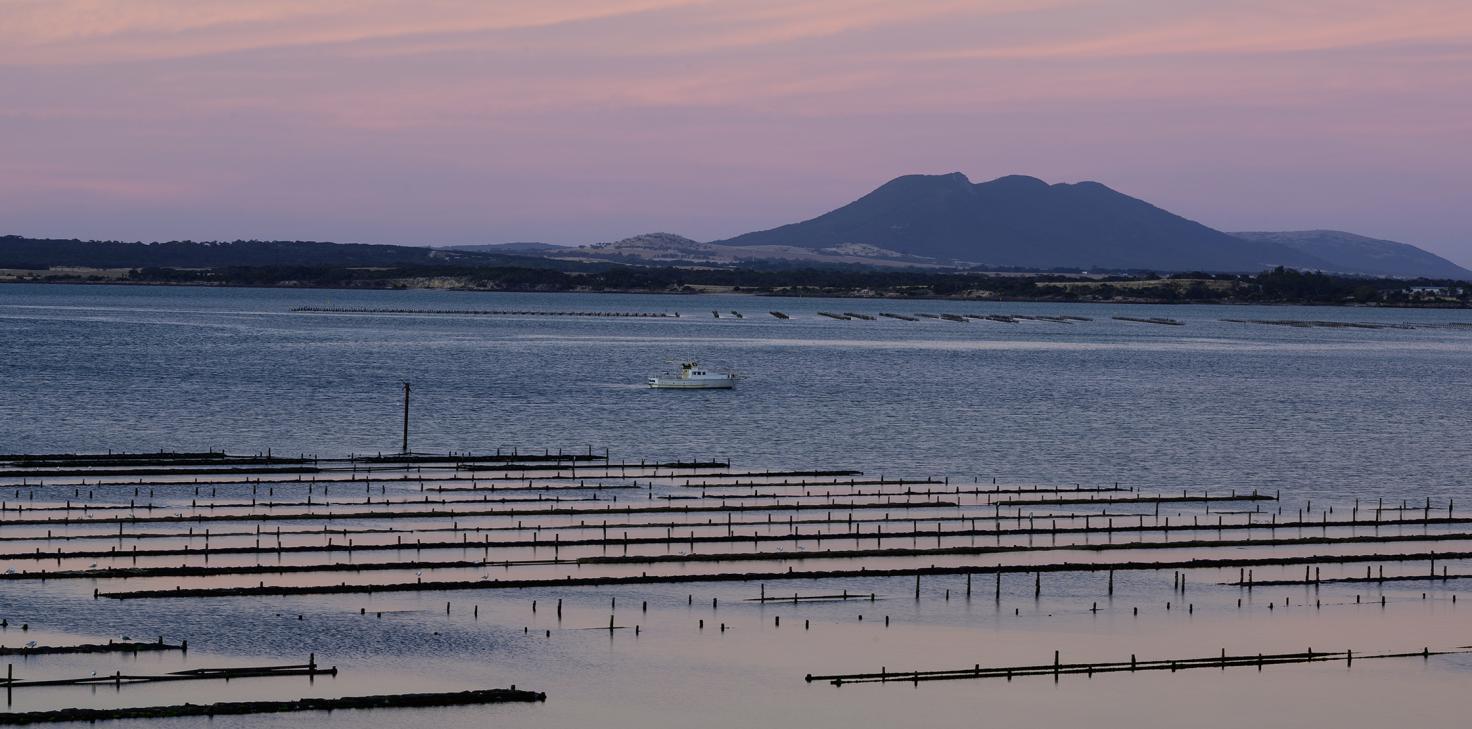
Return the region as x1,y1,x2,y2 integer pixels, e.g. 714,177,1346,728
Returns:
647,361,736,389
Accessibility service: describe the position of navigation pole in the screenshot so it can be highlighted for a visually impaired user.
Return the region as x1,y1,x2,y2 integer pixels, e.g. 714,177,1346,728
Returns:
401,381,411,454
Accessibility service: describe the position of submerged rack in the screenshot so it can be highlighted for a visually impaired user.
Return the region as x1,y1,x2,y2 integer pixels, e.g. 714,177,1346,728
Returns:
1,658,332,690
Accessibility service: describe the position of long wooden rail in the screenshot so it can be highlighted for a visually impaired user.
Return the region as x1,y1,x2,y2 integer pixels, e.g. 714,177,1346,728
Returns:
96,548,1472,599
0,687,545,725
804,647,1464,685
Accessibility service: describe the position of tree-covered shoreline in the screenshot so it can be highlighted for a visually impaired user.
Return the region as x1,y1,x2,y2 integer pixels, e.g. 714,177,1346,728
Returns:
4,264,1469,307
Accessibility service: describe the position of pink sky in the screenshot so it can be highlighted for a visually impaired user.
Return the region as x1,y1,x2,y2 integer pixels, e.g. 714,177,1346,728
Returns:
3,1,1470,260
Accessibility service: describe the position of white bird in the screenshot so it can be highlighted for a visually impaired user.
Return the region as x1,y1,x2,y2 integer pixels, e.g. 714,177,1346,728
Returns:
25,640,36,648
87,563,97,569
414,571,423,577
4,568,13,575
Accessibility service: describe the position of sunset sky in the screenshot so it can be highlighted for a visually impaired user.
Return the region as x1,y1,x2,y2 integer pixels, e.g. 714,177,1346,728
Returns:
3,1,1470,260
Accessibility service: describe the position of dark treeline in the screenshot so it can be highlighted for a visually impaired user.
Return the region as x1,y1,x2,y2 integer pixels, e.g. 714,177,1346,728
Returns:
0,235,570,270
82,264,1472,306
121,264,1097,295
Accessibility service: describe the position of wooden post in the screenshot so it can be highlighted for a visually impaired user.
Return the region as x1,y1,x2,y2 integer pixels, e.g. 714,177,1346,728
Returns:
401,382,411,454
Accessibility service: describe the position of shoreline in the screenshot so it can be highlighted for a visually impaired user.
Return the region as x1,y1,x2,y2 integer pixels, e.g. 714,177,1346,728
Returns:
2,278,1469,310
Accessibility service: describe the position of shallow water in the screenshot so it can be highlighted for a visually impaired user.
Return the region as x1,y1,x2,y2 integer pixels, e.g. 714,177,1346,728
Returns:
3,284,1472,727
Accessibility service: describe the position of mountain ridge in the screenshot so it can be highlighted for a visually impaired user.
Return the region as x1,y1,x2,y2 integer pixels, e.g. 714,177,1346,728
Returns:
714,172,1340,272
5,175,1466,279
1231,230,1471,279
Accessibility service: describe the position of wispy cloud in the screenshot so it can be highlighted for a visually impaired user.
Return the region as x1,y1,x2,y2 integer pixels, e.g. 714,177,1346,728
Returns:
0,0,697,65
905,2,1472,62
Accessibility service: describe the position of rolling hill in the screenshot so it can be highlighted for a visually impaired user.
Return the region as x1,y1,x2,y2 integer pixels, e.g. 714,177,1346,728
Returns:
1232,230,1471,279
0,236,550,270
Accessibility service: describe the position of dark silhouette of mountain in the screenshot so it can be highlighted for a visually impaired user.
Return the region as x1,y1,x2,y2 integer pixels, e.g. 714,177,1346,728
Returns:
0,236,551,270
1232,230,1471,279
715,173,1336,272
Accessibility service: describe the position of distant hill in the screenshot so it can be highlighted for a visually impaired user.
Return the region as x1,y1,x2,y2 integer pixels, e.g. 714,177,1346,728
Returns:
444,242,566,254
542,232,945,268
1232,230,1472,279
715,173,1338,273
0,236,549,269
584,232,717,260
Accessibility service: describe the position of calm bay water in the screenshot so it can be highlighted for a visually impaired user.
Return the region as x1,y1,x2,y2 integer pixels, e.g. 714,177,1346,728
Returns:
4,283,1472,728
4,283,1471,499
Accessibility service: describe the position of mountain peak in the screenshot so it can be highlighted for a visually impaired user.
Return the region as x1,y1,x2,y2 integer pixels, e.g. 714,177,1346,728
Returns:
983,174,1049,189
714,172,1329,271
869,171,973,192
711,172,1464,276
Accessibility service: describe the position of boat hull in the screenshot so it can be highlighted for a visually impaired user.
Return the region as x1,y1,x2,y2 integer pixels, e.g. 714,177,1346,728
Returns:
647,378,734,389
